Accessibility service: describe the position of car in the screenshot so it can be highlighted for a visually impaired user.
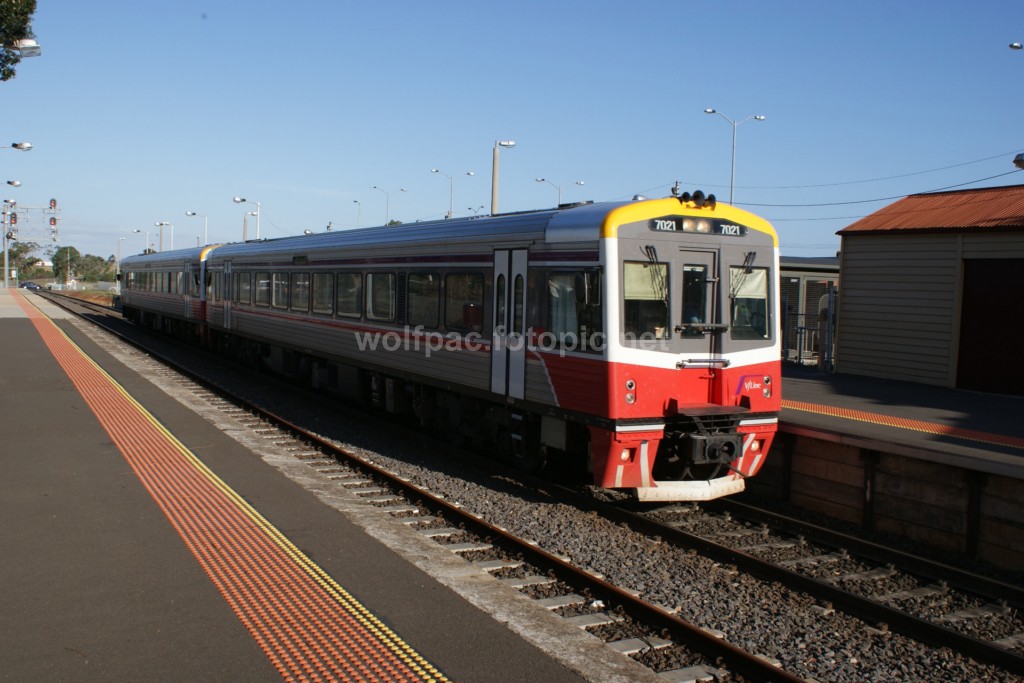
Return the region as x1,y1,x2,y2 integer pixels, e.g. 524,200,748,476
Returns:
18,282,41,290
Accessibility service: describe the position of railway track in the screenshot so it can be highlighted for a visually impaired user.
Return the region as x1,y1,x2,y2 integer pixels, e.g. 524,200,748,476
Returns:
38,291,1024,681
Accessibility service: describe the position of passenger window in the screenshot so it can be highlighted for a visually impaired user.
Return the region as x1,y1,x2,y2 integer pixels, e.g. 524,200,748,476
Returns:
407,273,439,328
365,273,395,321
255,272,271,306
547,270,603,351
312,272,334,315
271,273,289,309
236,272,252,305
445,273,484,332
290,273,310,312
337,273,362,318
623,262,669,340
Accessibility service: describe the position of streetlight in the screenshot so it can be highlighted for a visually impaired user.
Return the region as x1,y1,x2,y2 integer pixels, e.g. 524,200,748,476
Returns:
534,178,584,206
10,38,41,58
232,196,260,239
371,186,406,226
491,140,515,215
1011,42,1023,50
185,211,208,245
6,180,21,187
431,168,474,219
468,205,484,215
353,200,361,228
3,142,31,151
703,108,766,205
155,221,173,251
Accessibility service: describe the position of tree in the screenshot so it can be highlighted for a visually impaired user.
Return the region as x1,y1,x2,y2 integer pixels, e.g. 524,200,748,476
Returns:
0,0,38,81
7,239,39,277
75,253,110,282
52,245,80,284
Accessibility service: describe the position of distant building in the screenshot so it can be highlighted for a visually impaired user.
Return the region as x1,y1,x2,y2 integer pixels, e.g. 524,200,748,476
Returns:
836,184,1024,395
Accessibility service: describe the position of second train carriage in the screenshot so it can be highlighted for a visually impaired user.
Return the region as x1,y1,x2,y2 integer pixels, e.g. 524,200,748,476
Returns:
120,194,782,502
119,246,214,337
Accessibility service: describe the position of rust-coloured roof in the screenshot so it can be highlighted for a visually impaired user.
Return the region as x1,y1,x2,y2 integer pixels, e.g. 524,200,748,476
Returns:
839,183,1024,234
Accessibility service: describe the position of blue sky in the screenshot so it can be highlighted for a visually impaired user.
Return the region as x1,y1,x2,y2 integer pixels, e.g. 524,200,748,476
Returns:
4,1,1024,261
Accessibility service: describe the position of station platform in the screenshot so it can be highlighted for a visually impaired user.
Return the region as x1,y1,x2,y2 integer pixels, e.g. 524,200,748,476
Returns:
780,364,1024,479
0,288,602,683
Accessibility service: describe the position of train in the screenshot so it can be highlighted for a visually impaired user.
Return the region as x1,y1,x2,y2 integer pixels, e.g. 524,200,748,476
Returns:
119,192,781,502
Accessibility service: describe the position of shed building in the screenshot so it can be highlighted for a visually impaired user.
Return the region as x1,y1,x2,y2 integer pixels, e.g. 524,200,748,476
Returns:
836,183,1024,395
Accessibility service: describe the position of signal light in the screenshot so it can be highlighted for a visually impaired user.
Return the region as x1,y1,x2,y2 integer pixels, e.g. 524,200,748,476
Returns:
9,213,15,225
49,198,57,209
49,217,56,226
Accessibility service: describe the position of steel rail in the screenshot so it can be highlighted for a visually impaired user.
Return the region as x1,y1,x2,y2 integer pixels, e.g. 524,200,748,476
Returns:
578,495,1024,676
710,497,1024,607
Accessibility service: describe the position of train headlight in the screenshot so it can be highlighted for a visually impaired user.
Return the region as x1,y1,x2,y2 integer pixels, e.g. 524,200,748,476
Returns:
763,387,772,398
625,392,636,404
625,379,636,390
763,375,771,385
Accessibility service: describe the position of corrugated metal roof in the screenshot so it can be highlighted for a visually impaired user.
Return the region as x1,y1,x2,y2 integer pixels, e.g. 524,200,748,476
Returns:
839,183,1024,234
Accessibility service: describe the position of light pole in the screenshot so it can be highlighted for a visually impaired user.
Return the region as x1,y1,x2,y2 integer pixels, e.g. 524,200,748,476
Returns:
0,143,29,288
534,178,584,206
155,221,173,251
132,228,148,254
2,198,16,289
241,211,257,240
371,186,406,226
186,211,208,245
233,197,260,239
491,140,515,215
353,200,361,228
703,108,766,205
431,168,474,219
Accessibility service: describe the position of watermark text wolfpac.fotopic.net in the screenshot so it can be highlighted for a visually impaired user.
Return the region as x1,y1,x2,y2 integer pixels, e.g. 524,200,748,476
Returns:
352,325,673,357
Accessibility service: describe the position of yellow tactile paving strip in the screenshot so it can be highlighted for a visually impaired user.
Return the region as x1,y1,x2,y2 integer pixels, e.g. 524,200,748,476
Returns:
782,399,1024,451
15,291,450,683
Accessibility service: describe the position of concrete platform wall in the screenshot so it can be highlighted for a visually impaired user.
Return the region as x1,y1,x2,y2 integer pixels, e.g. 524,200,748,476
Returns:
748,431,1024,572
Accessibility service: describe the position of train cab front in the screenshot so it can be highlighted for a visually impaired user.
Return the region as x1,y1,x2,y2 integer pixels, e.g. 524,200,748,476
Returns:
588,368,779,502
588,193,781,502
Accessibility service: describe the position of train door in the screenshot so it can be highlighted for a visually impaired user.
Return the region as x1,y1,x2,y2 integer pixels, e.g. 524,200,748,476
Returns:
678,250,722,398
490,249,528,399
223,260,233,329
183,260,195,319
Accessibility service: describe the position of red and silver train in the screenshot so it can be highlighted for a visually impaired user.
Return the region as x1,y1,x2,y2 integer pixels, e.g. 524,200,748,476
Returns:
120,193,781,502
